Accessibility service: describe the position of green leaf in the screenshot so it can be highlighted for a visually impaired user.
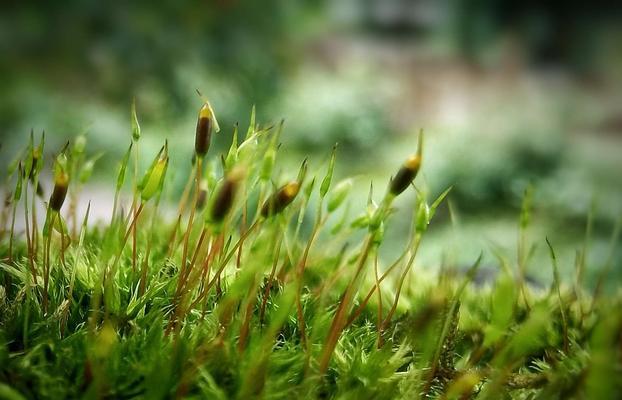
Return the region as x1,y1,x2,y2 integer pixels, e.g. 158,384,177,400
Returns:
320,143,338,198
116,142,133,191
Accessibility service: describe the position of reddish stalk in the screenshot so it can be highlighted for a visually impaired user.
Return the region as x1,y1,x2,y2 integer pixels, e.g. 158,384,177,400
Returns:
259,237,283,324
344,246,410,328
178,158,203,292
318,235,373,374
373,253,383,347
189,220,260,311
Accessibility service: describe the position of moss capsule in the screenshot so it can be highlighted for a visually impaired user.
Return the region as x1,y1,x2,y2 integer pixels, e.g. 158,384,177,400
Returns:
261,181,300,217
195,101,219,157
49,170,69,212
210,169,244,222
211,181,235,222
195,104,212,156
389,154,421,196
196,180,208,210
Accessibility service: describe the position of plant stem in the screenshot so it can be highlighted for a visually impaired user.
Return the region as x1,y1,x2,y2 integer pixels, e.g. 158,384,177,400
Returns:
107,202,144,281
318,235,373,374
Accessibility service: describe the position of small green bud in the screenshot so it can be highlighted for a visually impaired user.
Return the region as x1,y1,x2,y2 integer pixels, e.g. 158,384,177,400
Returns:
327,179,352,212
139,143,169,202
415,200,430,233
320,144,338,198
304,177,316,199
74,134,87,155
131,99,141,141
260,147,276,181
116,142,133,191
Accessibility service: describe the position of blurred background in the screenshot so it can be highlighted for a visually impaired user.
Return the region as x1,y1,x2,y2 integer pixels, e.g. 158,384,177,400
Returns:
1,0,621,287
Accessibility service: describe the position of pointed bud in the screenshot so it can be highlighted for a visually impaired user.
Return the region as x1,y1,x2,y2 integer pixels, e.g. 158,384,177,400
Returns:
327,179,352,212
210,169,244,223
195,101,219,157
131,99,141,141
74,134,87,155
50,162,69,212
139,142,169,201
389,131,423,196
389,154,421,196
320,143,338,198
261,181,300,217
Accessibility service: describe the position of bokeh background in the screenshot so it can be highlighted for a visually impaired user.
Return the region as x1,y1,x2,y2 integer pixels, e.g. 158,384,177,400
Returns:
1,0,621,287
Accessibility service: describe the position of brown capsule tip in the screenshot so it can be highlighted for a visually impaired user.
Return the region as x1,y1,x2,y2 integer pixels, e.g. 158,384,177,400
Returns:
389,155,421,196
261,181,300,217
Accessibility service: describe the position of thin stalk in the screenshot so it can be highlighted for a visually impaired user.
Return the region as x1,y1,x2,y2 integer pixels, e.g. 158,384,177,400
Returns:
259,235,283,324
373,253,383,347
380,234,423,335
292,204,325,350
166,168,195,258
130,139,140,272
178,157,203,291
23,180,37,284
240,223,281,350
189,220,261,310
107,202,144,281
236,196,248,270
180,225,209,295
166,214,183,259
237,274,259,352
318,235,373,374
517,228,531,312
42,212,57,316
8,195,18,263
546,238,569,353
344,246,410,328
139,196,163,296
31,174,40,260
166,225,211,335
423,253,482,394
61,202,90,336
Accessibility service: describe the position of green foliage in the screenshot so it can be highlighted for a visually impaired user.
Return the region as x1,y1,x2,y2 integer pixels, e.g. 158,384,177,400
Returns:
0,105,621,400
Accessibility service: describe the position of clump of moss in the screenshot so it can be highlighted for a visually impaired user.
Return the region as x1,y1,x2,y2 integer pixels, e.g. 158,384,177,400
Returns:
0,100,620,399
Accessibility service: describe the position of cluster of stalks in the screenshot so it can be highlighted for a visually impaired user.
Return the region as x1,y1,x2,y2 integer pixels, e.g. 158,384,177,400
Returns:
4,96,614,399
0,93,622,398
0,100,446,374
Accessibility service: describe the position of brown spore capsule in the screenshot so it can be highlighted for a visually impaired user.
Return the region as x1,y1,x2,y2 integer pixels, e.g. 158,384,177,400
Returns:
196,187,208,210
195,103,212,156
49,171,69,212
211,178,237,222
261,181,300,217
389,154,421,196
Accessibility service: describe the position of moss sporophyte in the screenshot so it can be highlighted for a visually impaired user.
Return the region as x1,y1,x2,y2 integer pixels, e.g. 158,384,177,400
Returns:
1,100,620,399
